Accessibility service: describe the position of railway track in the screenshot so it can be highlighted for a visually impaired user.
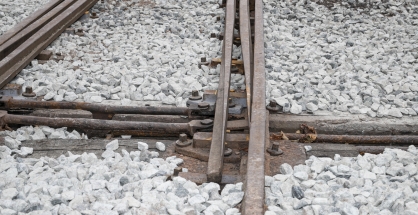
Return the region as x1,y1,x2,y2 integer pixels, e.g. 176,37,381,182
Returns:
1,0,418,214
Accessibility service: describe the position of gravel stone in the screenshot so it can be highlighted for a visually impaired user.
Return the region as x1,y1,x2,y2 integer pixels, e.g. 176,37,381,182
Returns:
292,185,304,200
267,145,418,214
137,142,149,151
106,139,119,151
156,142,166,152
280,163,293,175
263,0,418,118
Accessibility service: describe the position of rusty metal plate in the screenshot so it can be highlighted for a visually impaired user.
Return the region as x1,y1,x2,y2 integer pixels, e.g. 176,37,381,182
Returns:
265,140,306,176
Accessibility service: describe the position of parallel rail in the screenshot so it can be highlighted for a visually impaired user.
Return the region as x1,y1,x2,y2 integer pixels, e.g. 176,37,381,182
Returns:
0,0,98,89
242,0,267,212
207,0,236,183
206,0,267,213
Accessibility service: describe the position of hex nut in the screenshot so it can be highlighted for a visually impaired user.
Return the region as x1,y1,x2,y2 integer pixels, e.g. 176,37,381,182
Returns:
200,119,214,125
198,102,210,109
266,99,280,112
267,142,283,156
189,90,202,100
224,148,233,156
176,133,192,147
22,86,36,97
90,12,99,19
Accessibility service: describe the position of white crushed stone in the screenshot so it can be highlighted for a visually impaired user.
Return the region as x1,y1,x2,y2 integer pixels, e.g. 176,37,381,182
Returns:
0,125,88,141
0,128,243,214
265,145,418,215
264,0,418,118
7,0,248,108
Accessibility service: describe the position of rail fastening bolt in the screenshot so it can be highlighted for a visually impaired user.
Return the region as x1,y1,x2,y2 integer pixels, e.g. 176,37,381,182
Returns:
200,119,214,125
91,12,99,19
267,142,283,156
228,98,235,108
269,100,277,108
224,147,232,156
22,86,36,97
211,33,216,38
198,102,209,109
189,90,202,100
179,133,187,142
173,167,182,176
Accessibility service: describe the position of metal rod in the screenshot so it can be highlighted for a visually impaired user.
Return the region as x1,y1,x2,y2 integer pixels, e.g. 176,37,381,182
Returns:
285,133,418,145
2,98,189,118
242,0,266,212
356,146,409,154
3,114,190,134
207,0,236,183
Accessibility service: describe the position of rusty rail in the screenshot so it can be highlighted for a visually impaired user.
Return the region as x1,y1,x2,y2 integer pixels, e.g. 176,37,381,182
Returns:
0,0,63,47
0,112,190,136
242,0,266,213
239,0,253,123
285,133,418,145
0,0,76,61
0,97,189,119
0,0,98,89
206,0,236,183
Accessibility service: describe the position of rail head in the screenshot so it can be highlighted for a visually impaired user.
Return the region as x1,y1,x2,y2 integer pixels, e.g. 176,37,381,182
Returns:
242,0,267,213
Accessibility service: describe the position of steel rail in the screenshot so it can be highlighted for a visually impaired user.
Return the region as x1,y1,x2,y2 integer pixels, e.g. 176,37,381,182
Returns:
242,0,266,213
0,0,98,89
207,0,236,183
239,0,253,123
285,133,418,145
0,0,63,47
0,0,77,61
1,113,190,136
0,97,189,119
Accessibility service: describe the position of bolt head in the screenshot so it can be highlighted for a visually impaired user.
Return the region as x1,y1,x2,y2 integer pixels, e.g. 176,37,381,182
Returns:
189,90,202,100
200,119,213,125
198,102,209,109
179,133,187,142
224,148,233,156
269,100,277,107
271,142,280,150
25,86,33,93
228,98,235,108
